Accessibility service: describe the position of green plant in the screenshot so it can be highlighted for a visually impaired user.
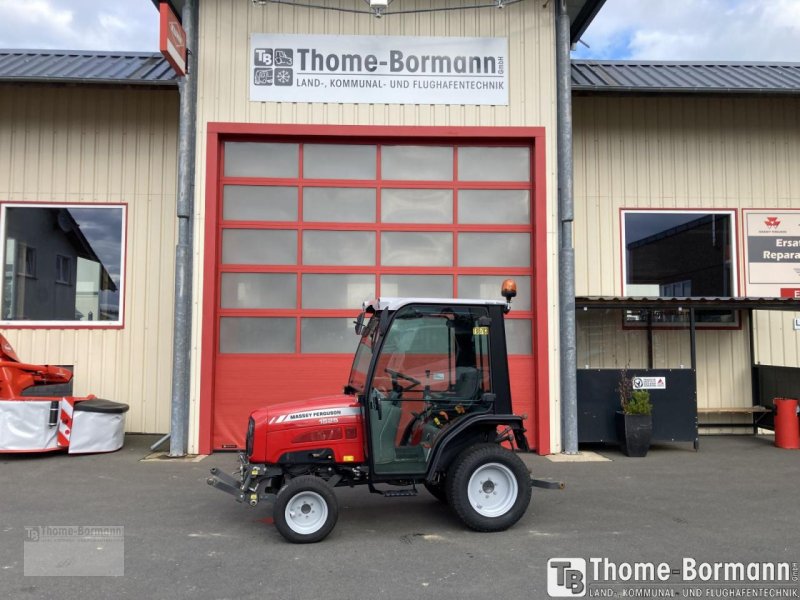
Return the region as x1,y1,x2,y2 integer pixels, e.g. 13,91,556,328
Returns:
617,369,653,415
626,390,653,416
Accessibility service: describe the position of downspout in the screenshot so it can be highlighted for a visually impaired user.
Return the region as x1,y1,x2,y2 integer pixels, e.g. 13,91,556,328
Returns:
556,0,578,454
169,0,199,457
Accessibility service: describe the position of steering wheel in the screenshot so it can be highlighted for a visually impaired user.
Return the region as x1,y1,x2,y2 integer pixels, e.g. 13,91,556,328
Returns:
385,368,421,393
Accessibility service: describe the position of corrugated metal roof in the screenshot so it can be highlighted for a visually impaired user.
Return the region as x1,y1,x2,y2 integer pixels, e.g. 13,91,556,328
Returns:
0,50,177,86
572,60,800,95
3,51,799,95
576,297,800,310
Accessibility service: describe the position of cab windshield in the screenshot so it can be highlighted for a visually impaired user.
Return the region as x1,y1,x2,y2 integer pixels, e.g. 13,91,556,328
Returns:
346,311,380,394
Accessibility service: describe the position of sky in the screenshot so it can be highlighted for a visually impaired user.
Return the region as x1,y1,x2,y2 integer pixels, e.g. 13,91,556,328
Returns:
0,0,798,62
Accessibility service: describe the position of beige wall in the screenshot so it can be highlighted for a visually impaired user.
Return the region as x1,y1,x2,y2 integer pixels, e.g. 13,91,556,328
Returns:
577,309,752,412
0,84,179,434
573,94,800,415
190,0,562,452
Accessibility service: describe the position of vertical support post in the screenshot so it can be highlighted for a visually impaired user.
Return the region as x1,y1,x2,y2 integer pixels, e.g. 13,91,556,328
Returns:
689,308,697,371
689,307,698,448
646,309,654,369
556,0,578,454
169,0,199,457
747,309,761,435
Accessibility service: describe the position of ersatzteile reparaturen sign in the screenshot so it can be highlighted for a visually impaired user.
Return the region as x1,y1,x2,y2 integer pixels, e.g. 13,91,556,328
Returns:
743,210,800,297
249,34,508,105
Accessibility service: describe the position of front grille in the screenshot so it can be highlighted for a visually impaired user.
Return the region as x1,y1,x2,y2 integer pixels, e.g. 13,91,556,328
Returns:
245,417,255,458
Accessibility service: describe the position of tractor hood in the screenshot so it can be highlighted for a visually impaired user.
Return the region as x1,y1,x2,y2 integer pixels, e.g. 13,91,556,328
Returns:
250,395,362,427
246,394,364,463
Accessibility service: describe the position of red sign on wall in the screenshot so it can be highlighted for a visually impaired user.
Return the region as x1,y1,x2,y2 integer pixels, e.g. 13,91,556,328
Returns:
780,288,800,299
159,2,186,76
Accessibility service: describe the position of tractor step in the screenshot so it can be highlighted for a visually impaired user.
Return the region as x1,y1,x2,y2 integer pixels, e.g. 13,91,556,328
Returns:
381,488,418,497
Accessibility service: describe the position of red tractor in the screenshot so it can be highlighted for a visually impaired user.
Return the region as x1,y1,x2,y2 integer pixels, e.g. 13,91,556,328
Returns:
208,281,560,543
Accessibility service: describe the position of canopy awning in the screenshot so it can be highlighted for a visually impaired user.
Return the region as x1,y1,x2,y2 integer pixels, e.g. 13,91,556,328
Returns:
576,297,800,311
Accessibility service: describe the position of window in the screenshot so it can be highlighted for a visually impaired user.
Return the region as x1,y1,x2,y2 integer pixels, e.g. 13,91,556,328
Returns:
18,244,37,278
622,210,737,326
55,255,72,285
1,204,126,325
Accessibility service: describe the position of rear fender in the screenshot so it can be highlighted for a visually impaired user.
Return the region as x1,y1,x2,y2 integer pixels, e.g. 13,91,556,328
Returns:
424,414,528,481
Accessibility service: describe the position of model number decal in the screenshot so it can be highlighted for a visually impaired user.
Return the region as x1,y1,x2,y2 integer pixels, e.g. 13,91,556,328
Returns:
271,406,361,424
319,417,339,425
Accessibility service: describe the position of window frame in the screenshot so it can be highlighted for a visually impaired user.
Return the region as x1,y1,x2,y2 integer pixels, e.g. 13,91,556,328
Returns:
0,202,127,328
620,208,740,329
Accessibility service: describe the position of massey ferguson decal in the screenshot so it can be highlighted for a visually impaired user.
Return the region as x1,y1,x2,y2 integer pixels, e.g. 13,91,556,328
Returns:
743,210,800,297
250,34,508,105
270,406,361,425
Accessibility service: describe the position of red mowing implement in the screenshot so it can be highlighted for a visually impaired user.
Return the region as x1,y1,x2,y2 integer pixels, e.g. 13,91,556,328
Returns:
0,334,129,454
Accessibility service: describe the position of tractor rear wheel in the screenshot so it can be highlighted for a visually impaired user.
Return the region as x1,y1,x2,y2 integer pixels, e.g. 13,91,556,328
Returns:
446,443,531,532
274,476,338,543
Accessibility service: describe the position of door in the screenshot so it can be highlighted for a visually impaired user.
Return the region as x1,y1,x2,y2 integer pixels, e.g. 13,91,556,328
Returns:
367,303,493,475
208,134,538,450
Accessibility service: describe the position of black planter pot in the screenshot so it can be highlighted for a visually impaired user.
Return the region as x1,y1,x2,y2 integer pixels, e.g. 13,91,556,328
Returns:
616,411,653,457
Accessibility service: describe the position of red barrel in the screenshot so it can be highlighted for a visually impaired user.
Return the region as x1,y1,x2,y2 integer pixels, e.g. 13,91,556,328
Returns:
774,398,800,450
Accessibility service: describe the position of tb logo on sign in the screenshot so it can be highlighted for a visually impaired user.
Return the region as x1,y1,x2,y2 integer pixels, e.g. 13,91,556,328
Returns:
253,48,294,86
547,558,586,597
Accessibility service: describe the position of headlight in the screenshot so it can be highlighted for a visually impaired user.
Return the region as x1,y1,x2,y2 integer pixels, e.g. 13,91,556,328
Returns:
245,417,255,458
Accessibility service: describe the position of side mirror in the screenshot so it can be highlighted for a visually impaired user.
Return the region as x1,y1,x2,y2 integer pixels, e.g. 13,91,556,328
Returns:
354,311,366,335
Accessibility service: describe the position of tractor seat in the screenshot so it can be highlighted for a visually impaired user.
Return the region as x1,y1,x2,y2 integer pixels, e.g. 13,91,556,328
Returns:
373,398,403,465
451,367,480,401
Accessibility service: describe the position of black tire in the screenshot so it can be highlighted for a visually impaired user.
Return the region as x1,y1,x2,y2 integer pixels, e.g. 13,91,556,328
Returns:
273,476,339,543
424,480,448,504
445,443,532,532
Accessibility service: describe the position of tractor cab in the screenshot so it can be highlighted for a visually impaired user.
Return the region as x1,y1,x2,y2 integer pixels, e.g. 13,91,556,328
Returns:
347,298,514,478
208,280,562,544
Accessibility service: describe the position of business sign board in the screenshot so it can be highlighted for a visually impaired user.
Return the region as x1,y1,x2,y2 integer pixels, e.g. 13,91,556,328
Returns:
249,34,508,105
743,210,800,297
160,2,187,76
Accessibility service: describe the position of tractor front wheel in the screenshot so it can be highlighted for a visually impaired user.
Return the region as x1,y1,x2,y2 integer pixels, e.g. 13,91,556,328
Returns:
273,476,339,543
446,444,532,532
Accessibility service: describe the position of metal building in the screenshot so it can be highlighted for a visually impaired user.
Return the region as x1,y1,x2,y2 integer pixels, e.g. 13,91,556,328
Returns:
0,1,798,456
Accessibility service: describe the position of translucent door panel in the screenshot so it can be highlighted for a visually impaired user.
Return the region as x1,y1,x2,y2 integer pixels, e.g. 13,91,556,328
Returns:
381,232,452,267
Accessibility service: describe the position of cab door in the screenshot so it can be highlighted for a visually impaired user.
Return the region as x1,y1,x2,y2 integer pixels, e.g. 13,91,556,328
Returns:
367,304,493,476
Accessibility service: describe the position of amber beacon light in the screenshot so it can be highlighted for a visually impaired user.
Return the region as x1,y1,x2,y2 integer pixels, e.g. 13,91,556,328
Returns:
501,279,517,309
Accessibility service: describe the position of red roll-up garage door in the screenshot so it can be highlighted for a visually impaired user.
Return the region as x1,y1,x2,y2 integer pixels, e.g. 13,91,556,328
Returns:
200,126,548,453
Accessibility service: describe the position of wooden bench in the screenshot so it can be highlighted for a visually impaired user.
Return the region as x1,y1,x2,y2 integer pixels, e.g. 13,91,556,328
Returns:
697,406,771,434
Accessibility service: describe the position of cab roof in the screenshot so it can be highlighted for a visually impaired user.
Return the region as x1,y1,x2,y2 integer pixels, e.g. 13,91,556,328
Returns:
363,297,508,312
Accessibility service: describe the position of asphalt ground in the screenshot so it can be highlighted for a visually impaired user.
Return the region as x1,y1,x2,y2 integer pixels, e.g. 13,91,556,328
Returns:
1,434,798,600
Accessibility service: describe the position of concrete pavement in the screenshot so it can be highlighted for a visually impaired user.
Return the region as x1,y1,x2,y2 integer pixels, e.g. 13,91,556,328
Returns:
1,434,798,599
